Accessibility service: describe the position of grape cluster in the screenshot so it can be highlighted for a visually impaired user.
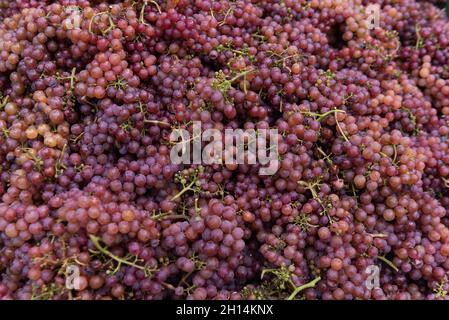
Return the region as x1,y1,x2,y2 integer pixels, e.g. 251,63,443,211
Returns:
0,0,449,300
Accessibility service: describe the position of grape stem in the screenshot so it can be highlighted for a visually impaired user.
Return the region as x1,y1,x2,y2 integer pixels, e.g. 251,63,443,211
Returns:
139,0,148,24
194,197,201,216
89,235,157,276
334,113,349,142
287,276,321,300
151,213,188,221
171,179,197,201
218,6,235,26
149,0,161,14
89,11,116,35
415,24,423,49
367,233,387,238
144,119,171,126
0,95,9,110
300,109,345,122
178,271,193,288
212,69,254,97
442,177,449,188
316,146,333,165
56,67,77,91
378,255,399,272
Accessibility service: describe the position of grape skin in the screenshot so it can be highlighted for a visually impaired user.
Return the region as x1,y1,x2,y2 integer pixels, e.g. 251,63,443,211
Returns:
0,0,448,301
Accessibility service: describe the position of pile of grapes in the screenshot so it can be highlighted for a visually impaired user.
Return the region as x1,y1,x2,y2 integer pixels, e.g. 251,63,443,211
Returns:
0,0,448,300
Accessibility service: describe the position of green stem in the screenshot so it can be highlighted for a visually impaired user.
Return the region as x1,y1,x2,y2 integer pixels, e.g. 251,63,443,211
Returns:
89,11,116,35
0,95,8,109
300,109,345,122
171,180,197,201
139,0,147,23
392,144,397,164
378,255,399,272
335,114,349,142
218,6,234,26
367,233,387,238
287,276,321,300
69,67,76,90
316,146,332,165
89,235,156,274
194,198,201,215
149,0,161,14
229,69,254,83
152,214,188,221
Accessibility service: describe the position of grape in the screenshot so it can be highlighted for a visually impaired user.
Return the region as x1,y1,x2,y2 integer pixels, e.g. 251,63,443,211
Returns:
0,0,449,301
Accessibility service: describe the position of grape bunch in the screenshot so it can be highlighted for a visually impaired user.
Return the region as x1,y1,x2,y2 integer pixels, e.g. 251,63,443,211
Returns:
0,0,449,300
